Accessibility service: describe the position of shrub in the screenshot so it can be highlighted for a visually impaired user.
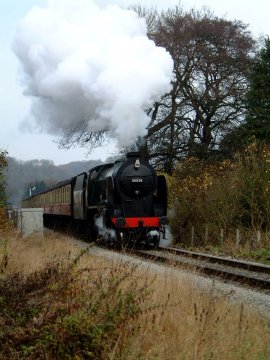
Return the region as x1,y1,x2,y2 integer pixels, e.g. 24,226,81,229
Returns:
168,157,238,246
0,248,152,359
168,142,270,247
236,142,270,230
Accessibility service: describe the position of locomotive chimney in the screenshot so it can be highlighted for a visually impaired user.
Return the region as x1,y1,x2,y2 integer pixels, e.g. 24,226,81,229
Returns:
126,152,141,159
126,152,141,169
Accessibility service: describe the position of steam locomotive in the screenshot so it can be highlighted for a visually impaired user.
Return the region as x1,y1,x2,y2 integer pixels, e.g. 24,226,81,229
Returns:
22,152,168,247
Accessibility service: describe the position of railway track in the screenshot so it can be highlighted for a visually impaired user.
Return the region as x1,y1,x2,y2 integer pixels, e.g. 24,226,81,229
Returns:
132,246,270,290
69,232,270,291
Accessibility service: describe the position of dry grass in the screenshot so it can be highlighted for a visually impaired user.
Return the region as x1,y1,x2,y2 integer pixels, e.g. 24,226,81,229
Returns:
1,230,270,359
0,230,77,274
130,273,270,360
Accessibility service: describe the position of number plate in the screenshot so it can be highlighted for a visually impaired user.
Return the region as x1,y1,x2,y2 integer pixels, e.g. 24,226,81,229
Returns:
131,178,143,183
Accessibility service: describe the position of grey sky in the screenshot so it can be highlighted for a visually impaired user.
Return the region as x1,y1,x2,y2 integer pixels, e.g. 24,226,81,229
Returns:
1,0,270,165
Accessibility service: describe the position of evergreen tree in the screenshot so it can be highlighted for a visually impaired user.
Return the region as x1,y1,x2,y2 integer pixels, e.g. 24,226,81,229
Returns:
244,37,270,141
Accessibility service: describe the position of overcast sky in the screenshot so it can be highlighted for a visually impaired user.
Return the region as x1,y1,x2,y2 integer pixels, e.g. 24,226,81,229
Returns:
1,0,270,165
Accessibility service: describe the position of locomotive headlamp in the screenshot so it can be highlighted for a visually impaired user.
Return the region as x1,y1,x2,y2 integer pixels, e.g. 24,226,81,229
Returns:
159,216,168,225
134,159,140,169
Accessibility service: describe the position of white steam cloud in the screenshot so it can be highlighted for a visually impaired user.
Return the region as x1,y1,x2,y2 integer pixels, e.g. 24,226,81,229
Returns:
13,0,173,147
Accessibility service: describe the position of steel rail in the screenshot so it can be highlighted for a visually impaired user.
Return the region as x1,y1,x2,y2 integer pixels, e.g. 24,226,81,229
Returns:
132,247,270,290
159,246,270,273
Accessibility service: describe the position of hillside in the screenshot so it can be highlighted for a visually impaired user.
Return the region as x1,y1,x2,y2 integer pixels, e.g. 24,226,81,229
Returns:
5,157,103,206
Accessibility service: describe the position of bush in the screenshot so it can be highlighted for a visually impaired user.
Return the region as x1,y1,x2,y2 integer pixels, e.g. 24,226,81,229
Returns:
236,142,270,230
168,142,270,247
0,208,14,234
168,157,238,246
0,248,152,359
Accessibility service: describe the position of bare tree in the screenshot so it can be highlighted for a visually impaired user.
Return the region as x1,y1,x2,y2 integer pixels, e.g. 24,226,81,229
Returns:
145,7,256,171
57,121,109,152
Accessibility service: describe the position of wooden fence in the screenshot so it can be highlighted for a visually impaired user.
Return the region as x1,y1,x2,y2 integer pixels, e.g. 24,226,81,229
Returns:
188,226,265,247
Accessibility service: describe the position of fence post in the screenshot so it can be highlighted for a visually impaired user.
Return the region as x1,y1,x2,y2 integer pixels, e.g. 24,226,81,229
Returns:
236,229,240,246
205,226,208,244
191,227,194,247
257,230,261,243
220,228,224,244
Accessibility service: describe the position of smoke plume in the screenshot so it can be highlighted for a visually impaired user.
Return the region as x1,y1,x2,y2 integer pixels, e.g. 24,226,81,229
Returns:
13,0,173,148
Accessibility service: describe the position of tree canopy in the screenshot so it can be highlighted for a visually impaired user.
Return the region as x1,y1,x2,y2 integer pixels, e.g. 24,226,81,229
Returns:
219,37,270,157
244,37,270,141
145,7,256,171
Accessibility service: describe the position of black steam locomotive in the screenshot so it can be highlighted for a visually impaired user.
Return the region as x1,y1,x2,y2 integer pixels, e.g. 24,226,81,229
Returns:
22,152,168,247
